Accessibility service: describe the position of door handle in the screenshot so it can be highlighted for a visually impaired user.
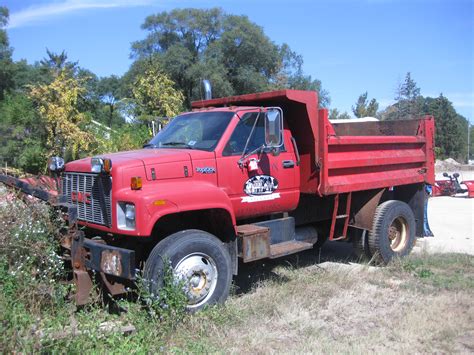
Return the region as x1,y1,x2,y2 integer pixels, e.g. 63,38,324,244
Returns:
283,160,295,168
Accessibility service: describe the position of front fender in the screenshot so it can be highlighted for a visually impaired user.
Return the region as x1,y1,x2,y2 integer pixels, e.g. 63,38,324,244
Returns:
139,181,236,236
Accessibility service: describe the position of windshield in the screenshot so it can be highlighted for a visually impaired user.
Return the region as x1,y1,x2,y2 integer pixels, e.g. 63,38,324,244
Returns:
145,111,234,151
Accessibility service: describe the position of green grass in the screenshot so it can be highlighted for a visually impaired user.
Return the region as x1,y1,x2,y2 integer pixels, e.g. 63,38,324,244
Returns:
390,253,474,291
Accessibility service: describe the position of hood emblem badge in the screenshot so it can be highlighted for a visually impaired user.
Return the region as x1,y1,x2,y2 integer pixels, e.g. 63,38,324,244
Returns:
196,167,216,174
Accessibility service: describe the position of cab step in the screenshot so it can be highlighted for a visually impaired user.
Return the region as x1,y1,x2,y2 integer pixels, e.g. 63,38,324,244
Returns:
270,240,313,259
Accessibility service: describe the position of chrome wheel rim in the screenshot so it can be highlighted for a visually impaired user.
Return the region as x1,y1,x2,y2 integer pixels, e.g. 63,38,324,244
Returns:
389,217,408,252
174,253,218,309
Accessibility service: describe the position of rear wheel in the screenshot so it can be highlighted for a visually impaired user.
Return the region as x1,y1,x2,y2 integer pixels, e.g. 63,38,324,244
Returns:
144,229,232,311
368,200,416,264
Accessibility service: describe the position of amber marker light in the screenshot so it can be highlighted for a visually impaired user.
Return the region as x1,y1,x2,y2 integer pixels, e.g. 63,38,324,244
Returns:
103,158,112,173
153,199,166,206
131,177,142,190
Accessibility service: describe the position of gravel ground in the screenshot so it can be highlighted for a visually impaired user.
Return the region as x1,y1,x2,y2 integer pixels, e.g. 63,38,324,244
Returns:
416,170,474,255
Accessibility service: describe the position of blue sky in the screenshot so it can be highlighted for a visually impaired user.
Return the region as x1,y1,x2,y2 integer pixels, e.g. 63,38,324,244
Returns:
3,0,473,122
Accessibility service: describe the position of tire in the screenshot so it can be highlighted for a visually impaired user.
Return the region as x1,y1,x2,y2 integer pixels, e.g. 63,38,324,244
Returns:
144,229,232,312
368,200,416,264
352,229,373,260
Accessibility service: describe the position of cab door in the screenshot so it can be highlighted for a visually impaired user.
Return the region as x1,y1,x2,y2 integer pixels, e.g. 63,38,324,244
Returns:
216,110,300,220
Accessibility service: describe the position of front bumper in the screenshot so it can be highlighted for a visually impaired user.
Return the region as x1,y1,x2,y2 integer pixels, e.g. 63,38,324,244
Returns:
74,237,136,279
71,231,136,305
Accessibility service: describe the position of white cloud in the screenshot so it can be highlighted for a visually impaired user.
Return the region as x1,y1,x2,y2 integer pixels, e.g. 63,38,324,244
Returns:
8,0,154,29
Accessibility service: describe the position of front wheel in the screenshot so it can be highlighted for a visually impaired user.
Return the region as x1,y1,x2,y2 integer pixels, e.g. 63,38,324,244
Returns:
144,230,233,312
368,200,416,264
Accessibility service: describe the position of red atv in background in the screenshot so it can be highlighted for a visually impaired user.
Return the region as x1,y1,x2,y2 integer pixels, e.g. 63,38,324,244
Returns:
433,172,474,198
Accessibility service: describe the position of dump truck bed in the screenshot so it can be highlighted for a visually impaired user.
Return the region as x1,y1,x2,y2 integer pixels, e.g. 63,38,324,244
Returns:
192,90,435,196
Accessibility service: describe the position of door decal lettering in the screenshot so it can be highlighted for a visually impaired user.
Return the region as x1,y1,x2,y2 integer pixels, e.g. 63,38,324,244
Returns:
242,175,280,203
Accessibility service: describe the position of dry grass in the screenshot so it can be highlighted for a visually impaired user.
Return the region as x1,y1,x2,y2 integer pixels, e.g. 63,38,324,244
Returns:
167,251,474,354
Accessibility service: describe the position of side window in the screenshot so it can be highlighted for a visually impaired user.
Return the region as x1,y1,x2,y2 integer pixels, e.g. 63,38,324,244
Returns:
223,112,265,156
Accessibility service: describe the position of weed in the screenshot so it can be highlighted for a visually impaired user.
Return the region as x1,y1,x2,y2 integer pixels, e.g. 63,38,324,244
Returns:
135,260,188,327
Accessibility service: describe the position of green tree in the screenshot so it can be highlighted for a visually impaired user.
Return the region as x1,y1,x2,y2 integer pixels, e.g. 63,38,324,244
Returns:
0,93,47,173
469,123,474,161
0,7,14,100
131,8,329,107
94,75,126,128
329,108,352,120
352,92,379,118
40,49,78,76
390,72,423,120
423,94,468,161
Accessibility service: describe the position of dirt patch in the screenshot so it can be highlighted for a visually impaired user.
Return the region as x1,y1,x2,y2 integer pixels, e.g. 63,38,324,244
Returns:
435,158,462,172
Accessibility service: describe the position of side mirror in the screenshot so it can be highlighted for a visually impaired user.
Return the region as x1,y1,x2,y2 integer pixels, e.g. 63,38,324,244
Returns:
442,172,449,177
453,173,460,178
264,108,283,148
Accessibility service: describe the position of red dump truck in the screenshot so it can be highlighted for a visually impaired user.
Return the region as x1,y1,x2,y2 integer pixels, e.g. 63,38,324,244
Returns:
2,90,436,310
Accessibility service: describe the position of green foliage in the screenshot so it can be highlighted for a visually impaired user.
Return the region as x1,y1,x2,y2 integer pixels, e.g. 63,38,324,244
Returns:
137,262,187,326
95,75,124,127
423,94,468,161
470,123,474,160
374,72,469,161
131,8,329,107
0,193,70,351
329,108,352,120
0,93,47,174
0,6,14,100
352,92,379,117
93,124,151,154
40,49,78,76
384,72,423,120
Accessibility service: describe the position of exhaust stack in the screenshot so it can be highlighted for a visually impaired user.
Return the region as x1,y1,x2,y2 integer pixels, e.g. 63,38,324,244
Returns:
202,79,212,100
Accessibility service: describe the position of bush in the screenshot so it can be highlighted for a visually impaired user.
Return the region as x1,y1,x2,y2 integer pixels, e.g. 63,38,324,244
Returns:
0,188,69,351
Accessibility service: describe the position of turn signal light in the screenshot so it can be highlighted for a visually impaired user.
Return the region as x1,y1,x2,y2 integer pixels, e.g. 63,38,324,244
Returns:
131,177,142,190
103,158,112,173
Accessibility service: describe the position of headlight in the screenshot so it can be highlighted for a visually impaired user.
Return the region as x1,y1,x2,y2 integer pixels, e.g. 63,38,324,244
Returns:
117,202,136,230
91,157,112,174
48,156,65,173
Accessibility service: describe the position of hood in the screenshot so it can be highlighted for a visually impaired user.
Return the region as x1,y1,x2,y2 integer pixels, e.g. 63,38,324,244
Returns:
65,148,213,181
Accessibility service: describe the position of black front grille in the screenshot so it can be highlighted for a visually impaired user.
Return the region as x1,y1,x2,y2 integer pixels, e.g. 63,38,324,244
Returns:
62,172,112,226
